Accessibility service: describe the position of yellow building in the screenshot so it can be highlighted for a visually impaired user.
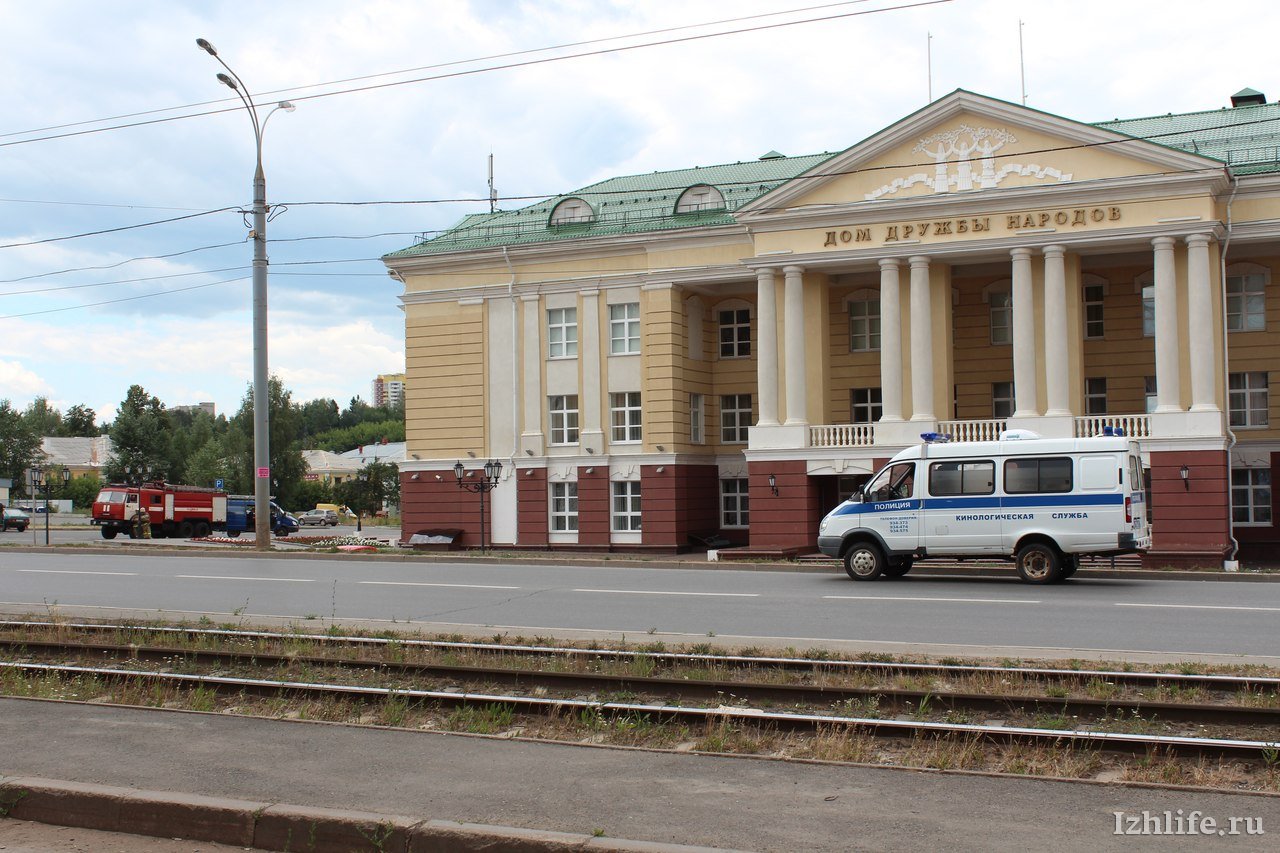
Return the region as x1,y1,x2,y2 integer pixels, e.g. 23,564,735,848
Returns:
385,89,1280,567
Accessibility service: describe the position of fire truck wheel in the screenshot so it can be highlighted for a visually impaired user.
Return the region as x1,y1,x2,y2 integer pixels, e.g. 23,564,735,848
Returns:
193,520,211,538
178,520,195,539
101,528,117,540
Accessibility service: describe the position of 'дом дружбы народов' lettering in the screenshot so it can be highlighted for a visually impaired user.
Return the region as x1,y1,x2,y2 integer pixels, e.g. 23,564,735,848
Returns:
822,206,1124,247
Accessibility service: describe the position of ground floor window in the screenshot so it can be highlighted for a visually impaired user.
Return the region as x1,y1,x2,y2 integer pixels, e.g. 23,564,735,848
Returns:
721,478,749,528
550,482,578,532
1232,468,1271,525
611,481,641,531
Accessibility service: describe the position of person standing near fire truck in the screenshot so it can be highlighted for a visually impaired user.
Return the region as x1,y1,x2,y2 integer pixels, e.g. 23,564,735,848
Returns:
131,505,151,539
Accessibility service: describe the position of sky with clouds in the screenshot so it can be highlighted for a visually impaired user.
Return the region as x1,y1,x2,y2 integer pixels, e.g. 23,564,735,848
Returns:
2,0,1274,425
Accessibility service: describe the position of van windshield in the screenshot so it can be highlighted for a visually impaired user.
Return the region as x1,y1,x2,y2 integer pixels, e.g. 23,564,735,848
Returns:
95,490,127,504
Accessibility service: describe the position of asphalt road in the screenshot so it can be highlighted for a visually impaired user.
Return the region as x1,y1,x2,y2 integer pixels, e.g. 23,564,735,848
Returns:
1,550,1278,663
0,520,375,545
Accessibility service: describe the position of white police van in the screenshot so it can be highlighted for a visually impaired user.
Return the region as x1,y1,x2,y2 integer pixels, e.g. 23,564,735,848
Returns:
817,429,1151,584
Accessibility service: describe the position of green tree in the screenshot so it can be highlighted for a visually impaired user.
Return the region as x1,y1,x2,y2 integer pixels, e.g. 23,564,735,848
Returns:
0,400,44,498
184,436,229,489
334,461,399,518
290,478,333,513
59,404,100,437
62,474,103,511
22,397,62,437
166,410,220,483
105,385,171,481
299,398,341,443
226,377,307,507
311,419,405,453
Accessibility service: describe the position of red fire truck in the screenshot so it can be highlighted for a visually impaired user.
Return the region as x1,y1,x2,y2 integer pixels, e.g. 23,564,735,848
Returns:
92,482,228,540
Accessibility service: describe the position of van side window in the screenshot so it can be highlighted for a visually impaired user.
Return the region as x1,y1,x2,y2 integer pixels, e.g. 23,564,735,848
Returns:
1004,457,1073,494
929,460,995,496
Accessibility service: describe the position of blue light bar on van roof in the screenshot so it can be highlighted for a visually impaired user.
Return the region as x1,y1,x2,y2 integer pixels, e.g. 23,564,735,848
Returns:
1100,426,1126,437
920,432,952,443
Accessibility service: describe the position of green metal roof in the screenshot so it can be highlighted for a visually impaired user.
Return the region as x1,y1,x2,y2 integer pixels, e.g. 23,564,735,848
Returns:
389,97,1280,260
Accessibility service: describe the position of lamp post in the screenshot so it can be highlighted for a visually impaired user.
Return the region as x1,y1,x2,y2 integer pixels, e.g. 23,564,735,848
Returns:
453,459,502,553
27,467,42,547
197,37,295,551
356,470,367,533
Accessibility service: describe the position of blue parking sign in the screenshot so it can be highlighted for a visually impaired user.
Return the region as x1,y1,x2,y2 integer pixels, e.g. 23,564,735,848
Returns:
215,478,224,489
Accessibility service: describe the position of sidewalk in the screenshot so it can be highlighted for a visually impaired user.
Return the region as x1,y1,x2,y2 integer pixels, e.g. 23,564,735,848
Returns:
3,698,1277,852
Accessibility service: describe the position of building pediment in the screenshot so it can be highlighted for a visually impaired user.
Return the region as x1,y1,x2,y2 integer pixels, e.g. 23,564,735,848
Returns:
739,90,1223,218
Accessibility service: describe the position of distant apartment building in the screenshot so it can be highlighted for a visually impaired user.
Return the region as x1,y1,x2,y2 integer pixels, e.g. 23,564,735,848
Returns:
372,373,406,408
172,402,216,417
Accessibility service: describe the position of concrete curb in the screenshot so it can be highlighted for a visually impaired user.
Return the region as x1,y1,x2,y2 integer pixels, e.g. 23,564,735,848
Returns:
0,776,741,852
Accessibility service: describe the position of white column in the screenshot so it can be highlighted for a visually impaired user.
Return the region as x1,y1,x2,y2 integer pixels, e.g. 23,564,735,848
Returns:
1042,245,1070,416
878,259,903,422
580,289,603,444
783,265,808,426
1011,247,1038,417
908,256,935,421
755,268,779,426
1186,234,1217,411
1152,236,1181,413
520,294,544,451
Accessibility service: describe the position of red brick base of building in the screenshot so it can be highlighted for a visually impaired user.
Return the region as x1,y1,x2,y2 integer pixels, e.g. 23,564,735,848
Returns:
1141,450,1232,569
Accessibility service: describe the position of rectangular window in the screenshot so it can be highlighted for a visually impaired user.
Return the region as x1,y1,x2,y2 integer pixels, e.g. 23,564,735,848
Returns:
609,302,640,354
611,481,642,532
690,394,704,444
1004,457,1073,494
1083,283,1105,339
547,307,578,358
1232,468,1271,525
992,381,1014,419
718,308,751,358
550,482,579,532
848,300,880,351
721,478,750,528
1229,371,1269,428
928,460,995,496
610,392,642,442
1085,378,1107,416
720,394,752,443
1226,273,1266,332
1144,376,1157,414
548,395,579,446
850,387,882,424
990,290,1012,345
1142,285,1154,338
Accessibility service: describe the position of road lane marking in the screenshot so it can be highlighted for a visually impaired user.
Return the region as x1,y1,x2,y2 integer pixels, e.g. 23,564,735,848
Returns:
358,581,519,590
1116,603,1280,613
176,575,314,583
18,569,139,576
572,588,760,598
824,596,1040,604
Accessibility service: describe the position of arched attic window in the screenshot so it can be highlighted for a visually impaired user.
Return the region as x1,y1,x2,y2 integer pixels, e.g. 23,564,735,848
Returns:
674,184,726,214
548,197,596,226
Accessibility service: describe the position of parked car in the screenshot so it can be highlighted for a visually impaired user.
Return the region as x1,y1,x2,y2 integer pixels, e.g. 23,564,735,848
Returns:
2,508,31,532
298,509,340,527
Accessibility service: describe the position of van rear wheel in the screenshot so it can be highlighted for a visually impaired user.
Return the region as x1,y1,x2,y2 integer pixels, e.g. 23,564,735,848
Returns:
1016,542,1062,584
843,543,885,581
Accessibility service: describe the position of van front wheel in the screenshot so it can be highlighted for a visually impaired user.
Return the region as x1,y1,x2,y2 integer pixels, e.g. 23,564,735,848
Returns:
1016,542,1062,584
843,543,885,581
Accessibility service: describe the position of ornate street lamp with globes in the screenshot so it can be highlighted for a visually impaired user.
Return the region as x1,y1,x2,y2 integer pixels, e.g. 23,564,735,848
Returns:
454,459,502,553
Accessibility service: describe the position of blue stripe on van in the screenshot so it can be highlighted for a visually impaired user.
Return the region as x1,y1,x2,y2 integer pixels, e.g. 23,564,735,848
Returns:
830,493,1124,516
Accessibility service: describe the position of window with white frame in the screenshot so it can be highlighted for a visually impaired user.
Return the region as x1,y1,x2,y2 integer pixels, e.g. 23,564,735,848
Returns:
992,381,1014,418
848,297,880,352
610,392,642,442
547,307,578,358
989,287,1012,345
548,395,579,445
690,393,705,444
1226,268,1267,331
549,197,594,225
1083,282,1106,339
718,307,751,358
851,387,882,423
609,302,640,354
550,482,579,532
611,481,641,531
1085,378,1107,415
721,478,749,528
1142,284,1155,337
1229,371,1269,427
1144,376,1157,414
720,394,752,443
1232,469,1271,525
675,184,726,213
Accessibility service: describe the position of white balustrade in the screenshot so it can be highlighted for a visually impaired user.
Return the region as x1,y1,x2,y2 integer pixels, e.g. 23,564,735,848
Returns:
936,419,1007,442
809,424,875,448
1073,414,1151,438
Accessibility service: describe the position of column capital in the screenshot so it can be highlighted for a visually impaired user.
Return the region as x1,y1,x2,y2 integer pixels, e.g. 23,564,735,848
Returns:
782,264,805,276
908,255,931,268
1186,233,1214,248
878,257,903,270
519,293,540,303
755,267,777,283
1010,247,1033,260
1152,236,1177,250
1043,244,1066,258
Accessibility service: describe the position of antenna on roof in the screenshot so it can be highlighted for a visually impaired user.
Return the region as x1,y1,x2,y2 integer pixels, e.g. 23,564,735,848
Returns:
488,152,497,214
927,31,933,102
1018,20,1027,105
